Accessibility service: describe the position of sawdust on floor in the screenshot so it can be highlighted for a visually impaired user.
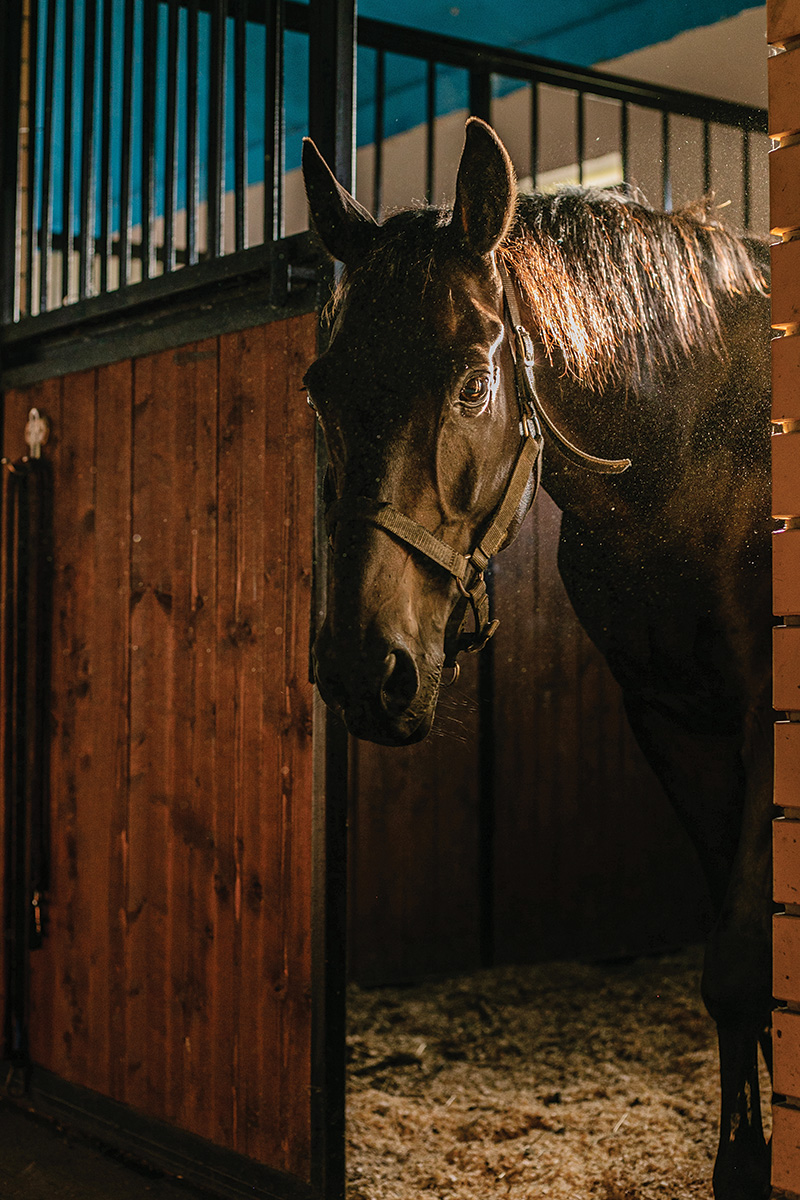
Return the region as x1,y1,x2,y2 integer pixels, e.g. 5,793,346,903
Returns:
346,946,771,1200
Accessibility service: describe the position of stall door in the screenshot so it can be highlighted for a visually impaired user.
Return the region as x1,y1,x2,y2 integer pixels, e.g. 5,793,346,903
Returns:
1,312,325,1197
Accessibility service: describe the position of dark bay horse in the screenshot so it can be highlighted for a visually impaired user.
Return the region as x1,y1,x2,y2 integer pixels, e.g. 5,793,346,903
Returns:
301,118,773,1200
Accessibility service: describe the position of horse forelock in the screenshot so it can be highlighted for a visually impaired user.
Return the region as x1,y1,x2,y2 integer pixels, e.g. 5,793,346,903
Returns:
323,207,452,334
497,188,768,392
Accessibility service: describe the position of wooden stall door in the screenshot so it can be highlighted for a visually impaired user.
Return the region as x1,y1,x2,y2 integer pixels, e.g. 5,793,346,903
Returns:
2,313,319,1191
768,1,800,1191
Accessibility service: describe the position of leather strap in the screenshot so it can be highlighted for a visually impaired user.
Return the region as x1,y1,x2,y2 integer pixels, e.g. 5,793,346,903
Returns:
498,263,632,476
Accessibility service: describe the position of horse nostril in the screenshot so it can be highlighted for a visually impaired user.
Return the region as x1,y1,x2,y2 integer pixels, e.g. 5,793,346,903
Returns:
379,646,420,717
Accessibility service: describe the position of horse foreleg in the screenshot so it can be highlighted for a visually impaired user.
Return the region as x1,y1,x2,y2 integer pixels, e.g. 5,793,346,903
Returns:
701,704,773,1200
622,694,772,1200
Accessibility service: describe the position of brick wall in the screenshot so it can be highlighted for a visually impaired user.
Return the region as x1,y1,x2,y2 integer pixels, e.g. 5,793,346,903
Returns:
770,1,800,1193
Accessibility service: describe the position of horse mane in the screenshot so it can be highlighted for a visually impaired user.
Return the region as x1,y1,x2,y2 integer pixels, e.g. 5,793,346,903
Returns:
324,188,767,394
498,188,768,391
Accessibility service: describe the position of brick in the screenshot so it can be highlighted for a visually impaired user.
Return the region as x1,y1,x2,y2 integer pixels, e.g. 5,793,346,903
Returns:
771,144,800,236
774,528,800,614
769,0,800,47
772,240,800,330
773,334,800,424
774,913,800,1002
775,819,800,903
772,1103,800,1194
775,626,800,710
775,1011,800,1098
776,722,800,807
769,48,800,139
773,432,800,518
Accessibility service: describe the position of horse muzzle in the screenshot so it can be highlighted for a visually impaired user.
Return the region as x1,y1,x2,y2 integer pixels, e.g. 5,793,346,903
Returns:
313,624,438,745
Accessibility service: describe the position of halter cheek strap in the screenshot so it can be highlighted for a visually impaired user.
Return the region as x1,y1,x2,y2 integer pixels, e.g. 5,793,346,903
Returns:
325,268,632,669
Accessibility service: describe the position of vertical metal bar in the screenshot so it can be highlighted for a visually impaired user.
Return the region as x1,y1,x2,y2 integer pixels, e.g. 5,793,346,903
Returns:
140,0,157,278
187,0,199,264
24,0,40,316
703,119,711,194
469,70,491,123
576,90,585,186
263,0,284,243
233,0,247,252
529,81,539,189
207,0,226,259
742,128,751,231
661,109,671,210
372,47,384,219
425,60,435,205
60,0,74,301
78,0,97,301
307,9,355,1196
0,0,24,324
99,0,113,292
39,0,58,314
118,0,134,286
308,0,356,186
620,100,629,185
163,0,179,272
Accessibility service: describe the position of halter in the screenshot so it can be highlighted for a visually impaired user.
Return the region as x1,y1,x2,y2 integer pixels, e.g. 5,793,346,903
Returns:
325,264,632,670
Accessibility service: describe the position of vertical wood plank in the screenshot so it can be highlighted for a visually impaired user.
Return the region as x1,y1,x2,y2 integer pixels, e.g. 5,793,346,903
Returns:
216,315,316,1175
349,651,482,984
490,491,709,964
127,349,175,1113
91,358,133,1102
165,340,219,1140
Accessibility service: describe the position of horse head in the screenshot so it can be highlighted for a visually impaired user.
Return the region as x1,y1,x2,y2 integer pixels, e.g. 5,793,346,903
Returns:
302,120,542,745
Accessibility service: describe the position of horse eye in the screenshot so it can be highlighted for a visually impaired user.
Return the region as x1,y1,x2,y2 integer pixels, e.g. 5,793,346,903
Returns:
459,375,490,408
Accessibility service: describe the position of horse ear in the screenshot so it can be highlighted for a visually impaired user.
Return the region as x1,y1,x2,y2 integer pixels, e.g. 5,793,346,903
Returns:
451,118,516,256
302,137,378,266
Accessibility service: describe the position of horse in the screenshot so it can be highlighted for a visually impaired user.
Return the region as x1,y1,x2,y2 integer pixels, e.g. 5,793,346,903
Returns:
301,118,773,1200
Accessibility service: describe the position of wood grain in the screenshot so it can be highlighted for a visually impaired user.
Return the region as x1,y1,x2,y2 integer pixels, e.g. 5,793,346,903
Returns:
1,312,317,1182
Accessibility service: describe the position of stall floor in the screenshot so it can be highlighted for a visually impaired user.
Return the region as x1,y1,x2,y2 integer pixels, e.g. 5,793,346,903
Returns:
0,1102,211,1200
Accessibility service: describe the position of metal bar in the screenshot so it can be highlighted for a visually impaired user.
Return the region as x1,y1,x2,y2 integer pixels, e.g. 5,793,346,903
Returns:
207,0,226,258
99,0,113,292
425,61,435,205
187,0,199,263
530,82,539,189
661,109,672,210
234,0,247,252
742,128,751,231
620,101,629,185
372,48,385,219
60,0,75,301
39,0,58,314
78,0,97,301
576,90,585,186
263,0,284,242
703,120,711,194
140,0,157,278
307,9,355,1195
0,0,24,323
469,69,491,123
24,0,40,316
163,0,180,272
308,0,356,186
118,0,134,286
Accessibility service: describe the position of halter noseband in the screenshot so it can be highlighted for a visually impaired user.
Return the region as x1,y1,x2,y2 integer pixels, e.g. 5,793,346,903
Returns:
325,265,631,670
